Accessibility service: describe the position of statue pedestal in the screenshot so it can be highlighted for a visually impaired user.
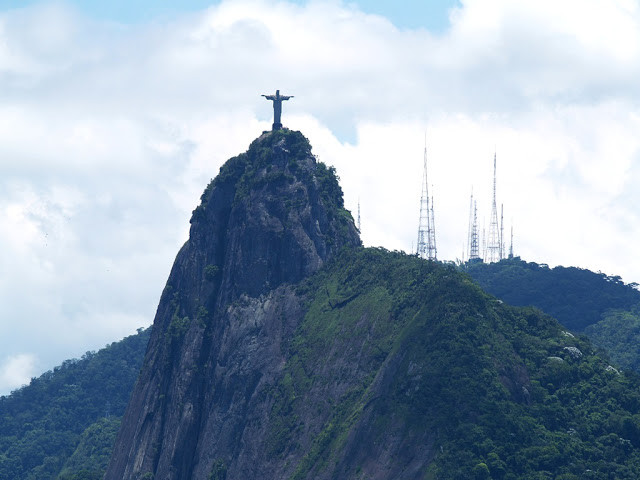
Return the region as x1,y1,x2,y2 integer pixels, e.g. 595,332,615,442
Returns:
272,122,283,131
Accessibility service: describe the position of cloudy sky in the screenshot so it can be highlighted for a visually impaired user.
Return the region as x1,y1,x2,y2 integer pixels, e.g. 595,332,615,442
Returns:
1,0,639,394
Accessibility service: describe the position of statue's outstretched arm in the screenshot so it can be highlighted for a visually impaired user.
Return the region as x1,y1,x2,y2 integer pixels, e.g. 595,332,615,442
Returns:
281,95,294,100
262,95,276,100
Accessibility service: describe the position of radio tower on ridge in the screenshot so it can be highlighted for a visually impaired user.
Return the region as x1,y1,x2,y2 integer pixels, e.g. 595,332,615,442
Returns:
417,138,437,260
486,152,502,263
467,192,481,262
509,224,514,259
500,204,505,259
430,193,436,257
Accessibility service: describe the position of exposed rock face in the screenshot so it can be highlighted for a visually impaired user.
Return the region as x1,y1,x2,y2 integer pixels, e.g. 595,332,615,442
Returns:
105,130,360,479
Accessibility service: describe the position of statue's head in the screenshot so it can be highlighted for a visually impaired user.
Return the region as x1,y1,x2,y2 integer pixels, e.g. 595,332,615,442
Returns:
276,89,280,97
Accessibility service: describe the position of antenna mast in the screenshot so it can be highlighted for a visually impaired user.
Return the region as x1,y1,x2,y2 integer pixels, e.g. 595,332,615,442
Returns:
509,224,514,259
417,137,437,260
429,192,437,259
467,191,473,261
482,223,487,260
357,199,361,233
468,193,481,262
486,151,502,263
500,203,504,260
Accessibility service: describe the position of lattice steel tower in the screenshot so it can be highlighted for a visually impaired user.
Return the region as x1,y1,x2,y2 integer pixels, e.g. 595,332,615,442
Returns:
417,140,437,260
486,152,502,263
467,192,481,262
429,194,436,257
509,224,514,259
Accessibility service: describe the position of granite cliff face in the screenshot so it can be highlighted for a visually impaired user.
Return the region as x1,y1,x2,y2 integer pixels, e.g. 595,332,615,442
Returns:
105,129,361,479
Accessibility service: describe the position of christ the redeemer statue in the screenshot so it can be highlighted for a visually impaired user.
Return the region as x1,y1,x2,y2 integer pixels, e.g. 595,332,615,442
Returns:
262,90,293,131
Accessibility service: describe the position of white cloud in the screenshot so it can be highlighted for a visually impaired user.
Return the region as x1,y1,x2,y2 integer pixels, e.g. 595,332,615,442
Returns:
0,354,37,392
1,0,640,394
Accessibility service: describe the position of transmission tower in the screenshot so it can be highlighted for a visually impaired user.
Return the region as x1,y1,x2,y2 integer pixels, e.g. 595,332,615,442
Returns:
416,139,437,260
482,224,487,260
508,224,514,259
466,193,472,261
486,152,502,263
429,193,437,259
500,204,504,259
357,199,361,233
467,192,481,262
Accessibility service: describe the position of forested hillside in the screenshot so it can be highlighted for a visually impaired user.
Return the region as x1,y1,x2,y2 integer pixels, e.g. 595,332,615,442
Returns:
585,306,640,372
464,257,640,332
465,257,640,372
0,328,149,480
270,249,640,479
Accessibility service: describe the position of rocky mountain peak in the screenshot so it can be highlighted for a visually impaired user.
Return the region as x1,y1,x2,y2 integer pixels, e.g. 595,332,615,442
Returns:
105,129,360,479
189,128,360,305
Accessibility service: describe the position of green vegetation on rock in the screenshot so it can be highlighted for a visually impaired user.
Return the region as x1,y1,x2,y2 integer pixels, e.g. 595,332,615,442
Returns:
585,306,640,371
191,129,353,235
464,257,640,375
209,459,227,480
263,249,640,479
